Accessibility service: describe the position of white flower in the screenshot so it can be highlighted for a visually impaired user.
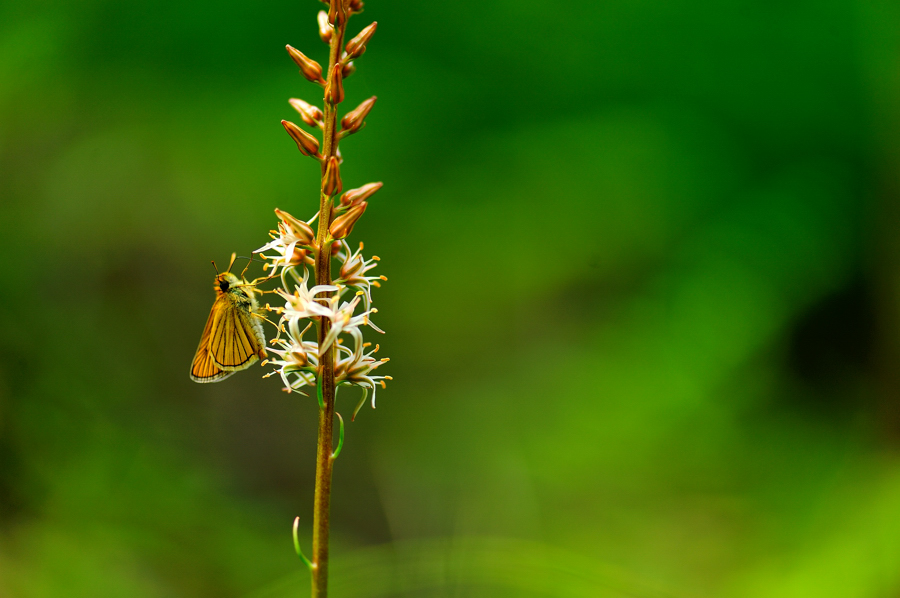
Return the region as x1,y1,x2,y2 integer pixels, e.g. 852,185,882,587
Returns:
335,240,386,310
263,321,319,394
278,267,382,353
335,327,391,419
254,209,317,272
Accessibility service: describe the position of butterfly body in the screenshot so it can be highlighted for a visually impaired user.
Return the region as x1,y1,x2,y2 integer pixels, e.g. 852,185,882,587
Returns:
190,271,267,383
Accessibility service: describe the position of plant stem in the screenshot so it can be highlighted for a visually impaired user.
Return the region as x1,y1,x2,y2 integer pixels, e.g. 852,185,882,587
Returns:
311,3,347,597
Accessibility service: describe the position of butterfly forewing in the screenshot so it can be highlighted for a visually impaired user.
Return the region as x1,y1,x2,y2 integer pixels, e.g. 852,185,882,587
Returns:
209,299,264,370
190,297,236,383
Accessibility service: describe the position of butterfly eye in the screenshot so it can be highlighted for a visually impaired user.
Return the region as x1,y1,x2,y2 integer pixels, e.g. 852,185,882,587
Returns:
219,280,230,292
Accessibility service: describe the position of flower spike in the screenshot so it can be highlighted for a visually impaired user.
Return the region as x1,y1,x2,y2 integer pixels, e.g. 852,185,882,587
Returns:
262,2,390,590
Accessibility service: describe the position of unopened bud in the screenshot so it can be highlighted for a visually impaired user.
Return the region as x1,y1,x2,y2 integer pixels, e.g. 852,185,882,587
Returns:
339,181,382,206
349,0,364,12
346,22,377,59
325,65,344,104
323,156,342,196
288,98,324,128
342,61,356,78
329,202,367,239
286,45,325,84
317,11,333,43
281,120,320,157
274,208,315,245
341,96,376,134
327,0,344,26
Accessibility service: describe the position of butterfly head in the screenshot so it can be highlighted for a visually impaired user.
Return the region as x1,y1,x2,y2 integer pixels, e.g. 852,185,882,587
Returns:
215,272,242,295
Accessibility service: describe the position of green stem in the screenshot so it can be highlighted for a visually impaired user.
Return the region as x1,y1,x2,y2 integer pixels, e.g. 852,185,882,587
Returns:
311,2,347,597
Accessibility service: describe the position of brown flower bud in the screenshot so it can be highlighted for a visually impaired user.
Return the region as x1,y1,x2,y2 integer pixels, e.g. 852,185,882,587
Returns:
349,0,364,13
340,96,376,135
327,0,344,26
325,64,344,104
323,156,342,196
274,208,315,245
346,22,377,59
342,61,356,78
339,181,382,206
281,120,320,157
288,98,324,128
317,11,333,43
329,202,367,239
286,45,325,84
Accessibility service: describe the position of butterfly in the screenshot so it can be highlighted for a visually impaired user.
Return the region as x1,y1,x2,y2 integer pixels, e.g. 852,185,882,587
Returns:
190,254,268,383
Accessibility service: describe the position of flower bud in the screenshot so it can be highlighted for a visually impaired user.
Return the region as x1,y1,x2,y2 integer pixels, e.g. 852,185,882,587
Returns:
282,120,320,157
342,61,356,78
325,64,344,104
286,45,325,84
323,156,342,196
349,0,364,13
327,0,344,26
329,202,367,239
346,22,377,59
317,11,333,43
340,181,382,206
274,208,315,245
289,98,324,128
340,96,376,135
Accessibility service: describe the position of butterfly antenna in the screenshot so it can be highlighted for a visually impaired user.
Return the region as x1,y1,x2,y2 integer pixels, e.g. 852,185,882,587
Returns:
239,255,254,279
211,260,220,275
237,255,278,285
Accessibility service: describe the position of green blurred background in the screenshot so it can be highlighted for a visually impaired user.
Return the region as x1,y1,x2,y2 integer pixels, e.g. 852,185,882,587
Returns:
2,0,900,596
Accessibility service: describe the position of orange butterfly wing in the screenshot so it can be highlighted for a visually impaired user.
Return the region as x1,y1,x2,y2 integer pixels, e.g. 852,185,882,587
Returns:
208,296,266,371
190,296,235,383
